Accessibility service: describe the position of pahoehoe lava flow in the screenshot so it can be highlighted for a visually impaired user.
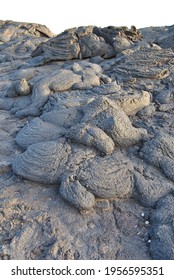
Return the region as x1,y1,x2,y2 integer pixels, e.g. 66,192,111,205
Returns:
1,20,174,260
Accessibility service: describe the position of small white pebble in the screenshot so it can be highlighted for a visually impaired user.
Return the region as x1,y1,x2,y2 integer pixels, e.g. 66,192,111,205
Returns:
141,213,145,217
145,221,150,225
137,231,141,235
135,225,138,228
148,239,151,243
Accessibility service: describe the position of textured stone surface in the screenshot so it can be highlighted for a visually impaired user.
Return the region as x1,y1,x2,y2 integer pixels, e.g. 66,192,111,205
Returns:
13,139,71,184
67,123,115,155
75,150,134,199
1,21,174,260
149,195,174,259
140,132,174,182
15,118,66,149
30,25,141,65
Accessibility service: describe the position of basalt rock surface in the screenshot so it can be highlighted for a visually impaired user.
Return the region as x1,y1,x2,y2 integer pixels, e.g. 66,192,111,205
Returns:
1,20,174,260
30,25,141,65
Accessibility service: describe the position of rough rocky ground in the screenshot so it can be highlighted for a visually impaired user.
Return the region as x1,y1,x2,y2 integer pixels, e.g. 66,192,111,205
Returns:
1,20,174,259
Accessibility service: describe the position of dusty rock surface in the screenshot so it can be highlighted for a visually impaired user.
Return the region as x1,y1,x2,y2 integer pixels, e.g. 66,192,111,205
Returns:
1,20,174,259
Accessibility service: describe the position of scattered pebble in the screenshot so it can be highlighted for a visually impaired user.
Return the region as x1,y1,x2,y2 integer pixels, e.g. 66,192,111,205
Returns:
145,221,150,225
141,213,145,217
0,213,4,221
